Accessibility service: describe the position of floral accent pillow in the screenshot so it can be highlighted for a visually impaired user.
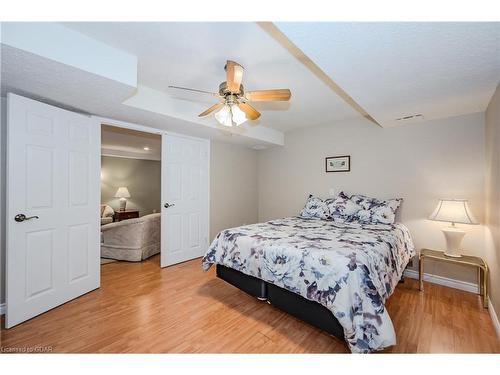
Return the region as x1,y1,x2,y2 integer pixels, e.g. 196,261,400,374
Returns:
350,194,402,225
325,191,362,222
300,194,330,220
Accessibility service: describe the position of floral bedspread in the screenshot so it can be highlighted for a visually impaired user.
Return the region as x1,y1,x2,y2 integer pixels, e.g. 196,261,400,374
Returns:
202,217,415,353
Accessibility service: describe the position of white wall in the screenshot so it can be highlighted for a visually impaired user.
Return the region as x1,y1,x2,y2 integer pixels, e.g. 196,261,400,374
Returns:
101,156,161,216
0,97,6,305
485,83,500,317
210,141,259,240
258,113,486,283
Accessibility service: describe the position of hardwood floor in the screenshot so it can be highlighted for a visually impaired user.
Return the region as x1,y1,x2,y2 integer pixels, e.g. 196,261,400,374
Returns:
1,255,499,353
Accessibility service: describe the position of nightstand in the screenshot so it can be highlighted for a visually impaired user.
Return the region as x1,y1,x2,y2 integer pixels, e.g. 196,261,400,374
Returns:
114,210,139,222
419,248,489,308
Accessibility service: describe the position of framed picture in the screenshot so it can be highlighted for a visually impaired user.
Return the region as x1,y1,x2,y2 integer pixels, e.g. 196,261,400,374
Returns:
325,155,350,173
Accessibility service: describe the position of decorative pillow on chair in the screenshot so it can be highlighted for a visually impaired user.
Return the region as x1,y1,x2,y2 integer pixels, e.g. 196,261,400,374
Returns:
300,194,330,220
325,191,362,222
350,194,402,225
101,204,115,218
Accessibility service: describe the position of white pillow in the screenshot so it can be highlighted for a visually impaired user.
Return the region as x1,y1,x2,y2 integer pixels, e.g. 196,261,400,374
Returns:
349,194,402,225
299,195,330,220
325,191,362,222
102,205,115,218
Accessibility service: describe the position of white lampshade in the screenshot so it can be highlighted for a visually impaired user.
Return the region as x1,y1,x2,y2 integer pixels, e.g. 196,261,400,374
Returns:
114,187,131,198
214,103,248,127
230,104,248,126
429,199,478,225
215,104,233,127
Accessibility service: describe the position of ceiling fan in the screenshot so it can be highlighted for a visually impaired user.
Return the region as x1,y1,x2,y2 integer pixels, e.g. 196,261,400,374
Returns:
168,60,291,127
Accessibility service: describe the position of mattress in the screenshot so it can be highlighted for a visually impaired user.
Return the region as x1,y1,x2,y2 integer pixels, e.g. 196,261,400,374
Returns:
202,217,415,353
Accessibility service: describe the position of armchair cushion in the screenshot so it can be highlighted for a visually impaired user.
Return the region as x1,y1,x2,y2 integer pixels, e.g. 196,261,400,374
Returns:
101,217,113,225
100,204,115,226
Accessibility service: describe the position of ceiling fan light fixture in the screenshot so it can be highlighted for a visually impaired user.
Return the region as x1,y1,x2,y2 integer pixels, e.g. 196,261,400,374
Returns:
215,104,233,127
214,103,248,127
230,104,247,126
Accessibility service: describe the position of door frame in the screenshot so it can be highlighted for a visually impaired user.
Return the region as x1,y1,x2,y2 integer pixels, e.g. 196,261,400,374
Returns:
95,116,211,267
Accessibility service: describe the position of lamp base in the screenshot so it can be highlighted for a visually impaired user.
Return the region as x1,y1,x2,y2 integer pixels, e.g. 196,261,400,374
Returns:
441,226,465,258
119,198,127,211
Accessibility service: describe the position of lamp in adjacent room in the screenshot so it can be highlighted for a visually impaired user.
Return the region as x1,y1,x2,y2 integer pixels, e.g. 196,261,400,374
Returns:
114,187,131,211
429,199,478,257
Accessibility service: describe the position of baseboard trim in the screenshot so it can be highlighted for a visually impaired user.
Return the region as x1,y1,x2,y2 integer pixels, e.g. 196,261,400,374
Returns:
488,298,500,339
404,269,478,294
0,303,5,316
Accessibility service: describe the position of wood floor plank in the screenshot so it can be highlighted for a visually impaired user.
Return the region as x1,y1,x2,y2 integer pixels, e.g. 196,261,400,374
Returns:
1,255,498,353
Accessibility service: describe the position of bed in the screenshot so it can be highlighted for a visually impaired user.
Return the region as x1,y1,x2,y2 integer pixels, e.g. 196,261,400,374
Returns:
202,216,415,353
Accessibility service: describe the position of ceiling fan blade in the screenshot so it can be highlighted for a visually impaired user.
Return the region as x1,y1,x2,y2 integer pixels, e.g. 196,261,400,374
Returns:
198,102,223,117
226,60,244,93
238,102,261,120
245,89,291,102
169,85,219,96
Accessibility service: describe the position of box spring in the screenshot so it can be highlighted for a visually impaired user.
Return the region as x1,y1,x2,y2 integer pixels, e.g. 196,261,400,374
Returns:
215,264,345,342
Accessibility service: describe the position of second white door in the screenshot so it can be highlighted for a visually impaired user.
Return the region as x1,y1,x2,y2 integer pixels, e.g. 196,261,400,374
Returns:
161,134,209,267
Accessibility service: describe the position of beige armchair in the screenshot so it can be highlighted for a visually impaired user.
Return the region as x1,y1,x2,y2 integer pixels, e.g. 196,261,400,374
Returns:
101,213,161,261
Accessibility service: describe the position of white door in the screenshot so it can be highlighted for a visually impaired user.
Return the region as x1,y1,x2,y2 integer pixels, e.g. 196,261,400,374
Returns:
6,94,100,328
161,134,209,267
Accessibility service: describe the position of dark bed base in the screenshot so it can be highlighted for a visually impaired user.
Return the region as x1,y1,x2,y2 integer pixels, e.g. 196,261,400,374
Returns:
216,264,345,341
216,264,268,300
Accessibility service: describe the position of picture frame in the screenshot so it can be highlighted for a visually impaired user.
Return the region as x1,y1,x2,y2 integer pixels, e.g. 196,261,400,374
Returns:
325,155,350,173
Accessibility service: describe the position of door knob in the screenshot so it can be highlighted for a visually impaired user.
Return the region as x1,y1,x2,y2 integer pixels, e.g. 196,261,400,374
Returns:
14,214,39,222
164,203,176,209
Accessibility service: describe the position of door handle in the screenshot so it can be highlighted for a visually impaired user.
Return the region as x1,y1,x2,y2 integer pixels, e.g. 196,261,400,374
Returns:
14,214,39,222
164,203,176,209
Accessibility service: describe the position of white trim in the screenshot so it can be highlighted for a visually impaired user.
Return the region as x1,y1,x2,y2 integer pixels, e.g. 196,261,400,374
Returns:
101,151,161,162
0,303,5,316
95,116,164,135
96,115,218,143
488,298,500,339
206,140,211,248
404,269,478,293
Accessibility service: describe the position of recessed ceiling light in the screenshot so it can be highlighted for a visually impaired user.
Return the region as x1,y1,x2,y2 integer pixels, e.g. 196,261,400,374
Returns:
143,147,150,151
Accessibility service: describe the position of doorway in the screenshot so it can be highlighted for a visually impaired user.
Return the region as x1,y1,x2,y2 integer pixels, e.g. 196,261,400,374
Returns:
99,125,162,266
97,119,211,268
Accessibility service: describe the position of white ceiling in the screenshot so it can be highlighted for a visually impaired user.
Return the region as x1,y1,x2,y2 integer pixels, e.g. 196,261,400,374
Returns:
276,22,500,127
2,22,499,146
61,22,361,132
101,125,161,161
0,43,277,147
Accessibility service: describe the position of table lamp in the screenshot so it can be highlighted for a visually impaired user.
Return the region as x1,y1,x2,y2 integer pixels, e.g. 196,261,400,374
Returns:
429,199,478,257
114,187,131,211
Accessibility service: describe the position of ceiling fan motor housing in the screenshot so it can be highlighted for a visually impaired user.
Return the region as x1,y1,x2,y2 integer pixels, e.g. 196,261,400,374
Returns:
219,82,244,97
